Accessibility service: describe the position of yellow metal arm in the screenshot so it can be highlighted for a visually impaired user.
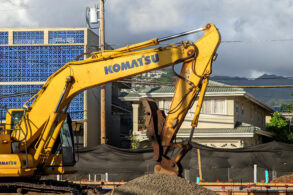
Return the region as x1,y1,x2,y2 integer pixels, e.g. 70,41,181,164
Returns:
160,24,220,148
148,25,220,176
192,77,209,127
0,23,220,178
10,24,219,168
10,29,204,150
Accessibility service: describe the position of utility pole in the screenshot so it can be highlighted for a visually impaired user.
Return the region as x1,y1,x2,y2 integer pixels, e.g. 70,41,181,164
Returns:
100,0,106,144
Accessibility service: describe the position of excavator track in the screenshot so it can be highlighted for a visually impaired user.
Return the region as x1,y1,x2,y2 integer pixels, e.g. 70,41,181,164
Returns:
0,180,104,194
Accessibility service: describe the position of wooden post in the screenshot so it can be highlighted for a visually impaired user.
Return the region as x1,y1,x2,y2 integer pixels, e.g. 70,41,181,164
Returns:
99,0,105,50
100,0,106,144
254,164,257,183
197,149,203,181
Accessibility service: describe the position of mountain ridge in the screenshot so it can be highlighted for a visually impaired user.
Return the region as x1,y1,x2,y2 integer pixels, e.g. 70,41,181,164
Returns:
211,74,293,109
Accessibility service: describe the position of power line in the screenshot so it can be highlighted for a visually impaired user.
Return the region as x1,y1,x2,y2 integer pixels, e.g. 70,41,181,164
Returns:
209,85,293,88
104,37,293,48
213,77,293,80
116,79,293,88
0,90,37,99
222,38,293,43
0,47,84,53
0,79,291,102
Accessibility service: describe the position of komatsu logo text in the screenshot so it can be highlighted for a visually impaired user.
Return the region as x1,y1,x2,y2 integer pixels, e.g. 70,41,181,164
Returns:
104,54,159,75
0,161,17,165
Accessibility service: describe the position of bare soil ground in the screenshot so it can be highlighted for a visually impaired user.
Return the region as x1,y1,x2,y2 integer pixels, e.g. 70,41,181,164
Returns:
106,174,216,195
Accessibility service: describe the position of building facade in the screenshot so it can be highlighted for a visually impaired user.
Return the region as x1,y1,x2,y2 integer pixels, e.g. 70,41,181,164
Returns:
120,80,274,148
0,27,111,147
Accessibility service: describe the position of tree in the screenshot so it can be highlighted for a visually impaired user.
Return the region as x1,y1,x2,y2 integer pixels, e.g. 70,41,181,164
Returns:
266,112,293,143
281,94,293,112
153,68,174,82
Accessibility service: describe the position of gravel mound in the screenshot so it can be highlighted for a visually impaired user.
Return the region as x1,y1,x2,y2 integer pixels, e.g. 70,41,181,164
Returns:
107,174,216,195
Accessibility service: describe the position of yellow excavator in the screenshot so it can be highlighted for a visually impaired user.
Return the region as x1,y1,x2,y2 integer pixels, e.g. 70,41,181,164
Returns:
0,24,220,177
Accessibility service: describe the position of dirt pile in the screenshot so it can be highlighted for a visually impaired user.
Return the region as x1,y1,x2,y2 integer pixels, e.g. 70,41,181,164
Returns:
272,173,293,183
107,174,216,195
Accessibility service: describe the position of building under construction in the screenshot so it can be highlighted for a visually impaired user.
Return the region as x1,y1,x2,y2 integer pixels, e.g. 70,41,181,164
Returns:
0,27,112,147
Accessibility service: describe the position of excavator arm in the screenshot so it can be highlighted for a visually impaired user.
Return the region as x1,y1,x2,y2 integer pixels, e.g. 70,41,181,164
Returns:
142,24,220,175
1,24,220,177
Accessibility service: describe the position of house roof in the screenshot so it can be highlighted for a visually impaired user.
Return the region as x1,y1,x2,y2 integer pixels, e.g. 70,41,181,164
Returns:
121,80,244,96
179,126,274,138
136,123,274,139
119,80,274,113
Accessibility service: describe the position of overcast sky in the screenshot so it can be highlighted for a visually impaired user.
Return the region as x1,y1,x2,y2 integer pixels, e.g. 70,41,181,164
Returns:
1,0,293,78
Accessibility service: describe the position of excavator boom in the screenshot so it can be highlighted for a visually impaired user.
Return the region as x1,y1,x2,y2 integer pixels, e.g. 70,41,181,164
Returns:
0,24,220,177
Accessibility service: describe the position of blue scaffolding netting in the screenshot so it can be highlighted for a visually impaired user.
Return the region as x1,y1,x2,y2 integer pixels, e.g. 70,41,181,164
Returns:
0,45,84,82
49,30,84,44
0,32,8,45
0,30,86,120
13,31,44,44
0,85,84,121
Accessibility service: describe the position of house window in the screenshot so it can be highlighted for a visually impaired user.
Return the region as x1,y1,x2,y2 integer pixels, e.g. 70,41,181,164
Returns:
201,99,227,114
163,100,172,115
235,101,238,113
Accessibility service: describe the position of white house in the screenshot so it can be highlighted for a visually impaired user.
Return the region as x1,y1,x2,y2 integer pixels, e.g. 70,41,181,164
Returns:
119,80,274,148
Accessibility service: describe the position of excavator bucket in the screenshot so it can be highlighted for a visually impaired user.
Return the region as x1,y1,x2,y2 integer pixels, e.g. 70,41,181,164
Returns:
141,98,179,176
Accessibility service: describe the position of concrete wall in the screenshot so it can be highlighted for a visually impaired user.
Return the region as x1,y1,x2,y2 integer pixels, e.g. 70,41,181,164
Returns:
86,29,99,52
106,83,112,143
84,29,113,147
83,29,99,147
84,87,100,147
83,82,112,147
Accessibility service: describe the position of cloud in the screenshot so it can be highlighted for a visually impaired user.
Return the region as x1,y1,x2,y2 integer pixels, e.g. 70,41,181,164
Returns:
249,70,267,79
0,0,293,77
113,0,183,33
0,0,38,27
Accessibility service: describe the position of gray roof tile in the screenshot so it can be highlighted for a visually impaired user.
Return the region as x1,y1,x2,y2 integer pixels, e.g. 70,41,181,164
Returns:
121,80,245,98
179,125,255,134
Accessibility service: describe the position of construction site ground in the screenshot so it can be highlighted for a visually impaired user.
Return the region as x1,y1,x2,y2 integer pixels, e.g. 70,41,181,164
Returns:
1,176,293,194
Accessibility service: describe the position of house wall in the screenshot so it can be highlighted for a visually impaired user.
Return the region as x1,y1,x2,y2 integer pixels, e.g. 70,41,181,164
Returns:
137,96,268,131
195,97,234,129
158,96,235,129
192,134,263,149
126,91,272,149
193,138,243,148
234,97,266,129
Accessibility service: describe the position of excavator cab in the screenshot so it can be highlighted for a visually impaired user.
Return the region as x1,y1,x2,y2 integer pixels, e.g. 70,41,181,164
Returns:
5,109,24,131
3,109,76,174
58,115,76,166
